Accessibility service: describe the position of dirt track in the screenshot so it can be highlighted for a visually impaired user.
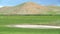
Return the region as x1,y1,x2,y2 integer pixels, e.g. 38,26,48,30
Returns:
6,25,60,29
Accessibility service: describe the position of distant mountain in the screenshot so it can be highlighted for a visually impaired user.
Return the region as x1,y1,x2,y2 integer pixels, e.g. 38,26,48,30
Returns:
13,2,49,14
47,6,60,14
0,2,60,15
0,6,14,14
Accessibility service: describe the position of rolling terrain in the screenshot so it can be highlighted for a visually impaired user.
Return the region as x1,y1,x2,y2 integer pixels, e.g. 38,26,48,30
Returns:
0,2,60,15
0,2,60,34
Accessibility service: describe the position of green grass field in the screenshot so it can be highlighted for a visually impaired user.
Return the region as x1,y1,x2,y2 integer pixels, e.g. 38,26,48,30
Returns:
0,15,60,34
0,27,60,34
0,15,60,25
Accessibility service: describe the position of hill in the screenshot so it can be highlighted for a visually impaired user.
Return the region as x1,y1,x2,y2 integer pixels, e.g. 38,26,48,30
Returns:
0,2,60,15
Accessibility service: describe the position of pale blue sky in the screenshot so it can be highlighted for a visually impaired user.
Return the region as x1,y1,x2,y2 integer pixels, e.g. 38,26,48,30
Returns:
0,0,60,6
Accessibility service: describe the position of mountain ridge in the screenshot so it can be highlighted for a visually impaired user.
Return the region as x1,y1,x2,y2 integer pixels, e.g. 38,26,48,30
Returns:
0,2,60,15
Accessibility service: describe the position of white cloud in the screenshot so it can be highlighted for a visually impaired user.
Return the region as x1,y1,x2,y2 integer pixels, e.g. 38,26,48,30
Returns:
0,6,4,8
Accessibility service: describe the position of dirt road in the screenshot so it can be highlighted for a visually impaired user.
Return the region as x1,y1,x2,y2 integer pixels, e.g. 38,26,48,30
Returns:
6,25,60,29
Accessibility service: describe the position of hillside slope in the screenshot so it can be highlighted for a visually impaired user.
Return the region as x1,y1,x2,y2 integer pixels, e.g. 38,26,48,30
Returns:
0,2,60,15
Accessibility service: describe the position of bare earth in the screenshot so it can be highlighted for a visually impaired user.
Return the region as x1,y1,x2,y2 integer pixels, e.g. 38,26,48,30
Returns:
6,25,60,29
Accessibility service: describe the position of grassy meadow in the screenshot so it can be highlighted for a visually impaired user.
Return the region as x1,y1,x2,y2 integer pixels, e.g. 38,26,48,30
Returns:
0,15,60,34
0,27,60,34
0,15,60,25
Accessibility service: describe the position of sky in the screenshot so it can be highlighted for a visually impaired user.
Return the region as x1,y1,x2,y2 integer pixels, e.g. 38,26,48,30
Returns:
0,0,60,6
